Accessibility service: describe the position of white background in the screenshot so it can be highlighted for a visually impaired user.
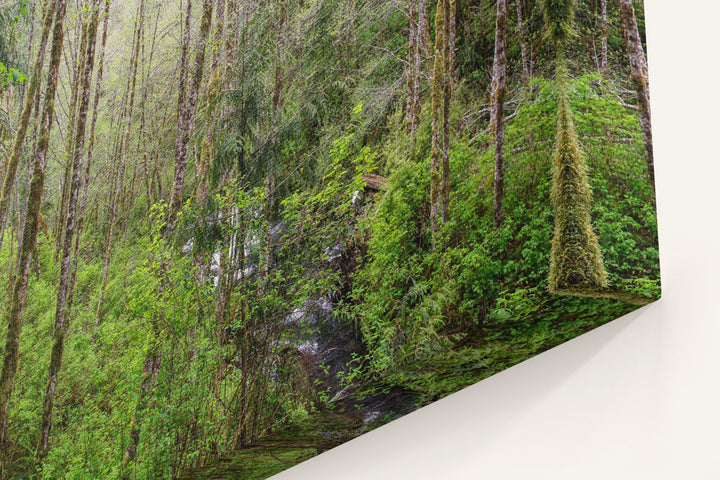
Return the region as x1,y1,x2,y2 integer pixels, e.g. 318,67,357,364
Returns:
275,1,720,478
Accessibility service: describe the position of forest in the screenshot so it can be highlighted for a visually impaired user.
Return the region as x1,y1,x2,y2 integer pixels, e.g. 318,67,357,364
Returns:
0,0,659,478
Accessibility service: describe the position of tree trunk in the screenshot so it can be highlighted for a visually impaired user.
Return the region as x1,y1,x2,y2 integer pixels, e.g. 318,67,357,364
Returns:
441,0,454,223
0,0,55,252
619,0,654,192
72,0,110,339
516,0,531,82
122,342,161,475
224,0,238,81
197,0,226,204
95,0,144,326
272,0,287,113
429,0,445,238
405,0,428,139
492,0,508,228
0,0,67,469
599,0,608,76
172,0,193,205
125,0,214,470
447,0,457,87
416,0,429,105
212,0,226,74
548,53,608,295
237,319,249,447
138,6,160,207
168,0,214,226
262,0,287,289
37,0,100,458
55,18,89,258
542,0,608,296
405,0,418,134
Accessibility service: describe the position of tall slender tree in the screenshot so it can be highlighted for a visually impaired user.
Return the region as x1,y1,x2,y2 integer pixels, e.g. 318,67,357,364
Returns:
197,0,226,204
619,0,654,192
430,0,454,235
405,0,418,134
543,0,608,296
405,0,429,139
599,0,608,76
516,0,531,82
37,0,101,459
0,0,55,252
172,0,193,204
125,0,215,471
0,0,68,468
491,0,508,228
447,0,457,87
168,0,214,226
95,0,144,326
429,0,446,237
224,0,238,81
55,16,90,257
441,0,453,223
72,0,110,338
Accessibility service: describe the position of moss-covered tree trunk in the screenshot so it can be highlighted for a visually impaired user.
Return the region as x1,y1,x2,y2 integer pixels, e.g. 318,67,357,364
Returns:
548,55,608,295
197,0,226,204
225,0,238,81
447,0,457,86
429,0,445,238
600,0,608,76
0,0,55,252
272,0,287,113
405,0,418,134
492,0,508,228
619,0,654,192
173,0,193,195
37,0,100,459
123,1,214,470
405,0,429,139
417,0,429,108
95,0,144,326
121,335,162,477
71,0,110,342
0,0,67,469
168,0,214,226
55,18,89,258
516,0,531,82
543,0,608,296
440,0,454,223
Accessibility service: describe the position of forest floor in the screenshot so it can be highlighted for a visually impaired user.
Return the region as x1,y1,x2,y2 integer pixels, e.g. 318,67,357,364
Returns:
178,407,393,479
179,293,642,479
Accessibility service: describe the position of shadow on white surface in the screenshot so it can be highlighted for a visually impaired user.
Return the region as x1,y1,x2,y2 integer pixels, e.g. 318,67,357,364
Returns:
274,303,672,480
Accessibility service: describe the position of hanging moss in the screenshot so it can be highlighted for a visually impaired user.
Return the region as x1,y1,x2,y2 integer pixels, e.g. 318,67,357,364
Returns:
541,0,578,46
548,56,609,298
542,0,655,305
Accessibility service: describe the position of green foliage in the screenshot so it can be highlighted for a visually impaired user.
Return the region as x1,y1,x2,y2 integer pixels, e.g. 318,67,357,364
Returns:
0,1,659,477
0,61,26,88
542,0,578,46
0,0,27,85
353,73,658,389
